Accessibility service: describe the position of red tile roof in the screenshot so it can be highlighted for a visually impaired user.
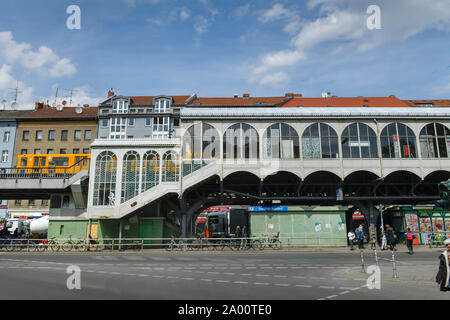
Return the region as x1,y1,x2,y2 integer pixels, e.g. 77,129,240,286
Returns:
20,106,98,120
281,96,411,108
130,96,192,106
186,96,289,107
403,100,450,107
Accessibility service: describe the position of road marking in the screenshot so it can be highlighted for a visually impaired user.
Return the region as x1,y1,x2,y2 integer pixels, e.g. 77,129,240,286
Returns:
319,286,336,289
295,284,313,288
274,284,290,287
216,280,230,283
181,278,194,281
326,295,337,299
339,291,350,295
234,281,248,284
254,282,270,286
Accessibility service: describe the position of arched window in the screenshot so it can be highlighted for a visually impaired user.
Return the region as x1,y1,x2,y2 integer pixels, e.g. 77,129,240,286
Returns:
341,123,378,158
163,151,179,182
419,123,450,158
121,151,140,203
223,123,259,159
380,123,417,158
93,151,117,206
182,123,220,175
302,123,339,159
142,151,160,192
263,123,300,159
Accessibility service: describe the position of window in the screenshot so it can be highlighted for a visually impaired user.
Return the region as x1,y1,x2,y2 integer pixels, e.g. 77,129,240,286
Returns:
263,123,300,159
380,123,417,158
162,150,179,182
15,200,21,206
419,123,450,158
28,200,35,206
51,157,69,166
1,151,8,163
152,117,170,139
21,149,27,155
73,148,80,154
142,151,160,192
223,123,259,159
128,118,135,126
84,130,91,140
47,149,54,154
3,131,10,142
145,118,152,126
112,100,128,114
34,149,41,154
42,199,49,206
61,130,68,141
36,130,43,141
121,151,140,203
302,123,339,159
341,123,378,158
23,131,29,141
155,99,171,113
110,117,127,139
48,130,55,140
102,119,108,127
60,149,67,154
62,196,70,208
20,158,27,166
93,151,117,206
83,148,89,154
74,130,82,140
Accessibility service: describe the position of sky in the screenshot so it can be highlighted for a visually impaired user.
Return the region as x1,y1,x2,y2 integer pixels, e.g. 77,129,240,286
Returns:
0,0,449,109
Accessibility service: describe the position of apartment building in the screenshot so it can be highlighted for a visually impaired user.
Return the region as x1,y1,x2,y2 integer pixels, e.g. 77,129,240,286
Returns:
8,104,98,218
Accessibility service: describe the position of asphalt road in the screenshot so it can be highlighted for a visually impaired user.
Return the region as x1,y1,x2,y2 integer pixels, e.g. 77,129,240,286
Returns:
0,249,448,300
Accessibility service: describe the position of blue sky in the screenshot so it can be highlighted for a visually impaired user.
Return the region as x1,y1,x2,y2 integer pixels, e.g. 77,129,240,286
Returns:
0,0,449,109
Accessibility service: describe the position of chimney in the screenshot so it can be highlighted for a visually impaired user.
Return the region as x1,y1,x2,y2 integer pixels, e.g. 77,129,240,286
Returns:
108,88,115,98
293,93,303,97
285,93,294,98
35,102,44,110
233,93,239,98
243,93,250,98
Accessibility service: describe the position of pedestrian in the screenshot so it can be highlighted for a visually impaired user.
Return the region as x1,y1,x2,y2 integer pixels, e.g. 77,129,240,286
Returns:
381,231,388,250
347,229,356,250
240,226,248,249
435,239,450,292
370,231,377,250
356,225,365,250
404,228,416,255
235,225,241,238
385,224,396,251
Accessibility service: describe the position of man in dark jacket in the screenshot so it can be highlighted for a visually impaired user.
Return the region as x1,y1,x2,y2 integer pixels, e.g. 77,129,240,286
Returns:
435,239,450,292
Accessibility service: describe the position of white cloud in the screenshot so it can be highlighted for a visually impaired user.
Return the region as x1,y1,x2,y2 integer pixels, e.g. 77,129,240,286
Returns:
194,16,209,34
0,64,34,109
250,0,450,87
39,85,104,108
0,31,77,78
259,72,291,87
233,4,250,19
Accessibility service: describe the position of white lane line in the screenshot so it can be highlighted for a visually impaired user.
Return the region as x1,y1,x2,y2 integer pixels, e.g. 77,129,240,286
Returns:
274,275,288,278
240,274,251,276
254,282,270,286
295,285,313,288
224,273,235,275
339,291,350,295
216,280,230,283
319,286,336,289
326,295,338,299
234,281,248,284
256,274,269,277
181,278,194,281
200,279,212,282
274,284,290,287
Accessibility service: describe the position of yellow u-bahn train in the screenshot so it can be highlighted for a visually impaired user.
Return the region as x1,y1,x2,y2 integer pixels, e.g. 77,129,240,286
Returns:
16,154,91,174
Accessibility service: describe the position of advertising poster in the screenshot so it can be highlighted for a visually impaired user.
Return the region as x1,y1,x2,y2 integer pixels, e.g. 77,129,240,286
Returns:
405,214,419,232
432,217,444,232
419,217,432,245
446,217,450,236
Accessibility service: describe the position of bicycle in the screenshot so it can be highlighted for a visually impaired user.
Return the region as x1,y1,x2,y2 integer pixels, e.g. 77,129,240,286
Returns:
259,232,282,250
62,236,86,252
166,237,187,251
6,238,26,252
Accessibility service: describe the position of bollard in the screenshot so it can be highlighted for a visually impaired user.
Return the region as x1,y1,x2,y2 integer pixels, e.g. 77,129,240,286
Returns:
360,249,366,273
391,250,399,278
373,247,379,266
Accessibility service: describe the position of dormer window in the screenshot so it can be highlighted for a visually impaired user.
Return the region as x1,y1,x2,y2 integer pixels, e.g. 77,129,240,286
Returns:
155,99,171,113
112,100,128,114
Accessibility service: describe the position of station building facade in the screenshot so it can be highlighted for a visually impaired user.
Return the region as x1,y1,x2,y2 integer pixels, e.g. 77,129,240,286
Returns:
72,93,450,243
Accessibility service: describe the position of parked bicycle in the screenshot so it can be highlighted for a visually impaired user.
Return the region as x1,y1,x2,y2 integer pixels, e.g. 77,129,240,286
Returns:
258,232,282,250
166,237,187,251
62,236,86,252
